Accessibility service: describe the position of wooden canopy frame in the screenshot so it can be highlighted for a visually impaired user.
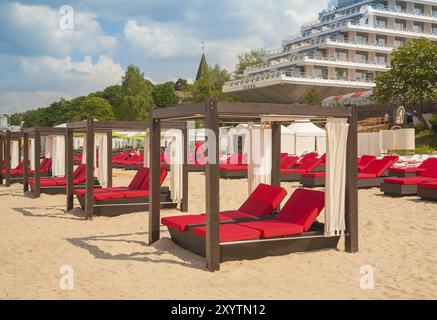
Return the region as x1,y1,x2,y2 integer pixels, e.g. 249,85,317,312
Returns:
22,127,67,197
0,130,23,187
149,99,358,272
66,120,189,220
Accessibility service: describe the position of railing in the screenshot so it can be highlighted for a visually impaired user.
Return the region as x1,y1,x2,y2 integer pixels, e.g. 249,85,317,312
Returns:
369,4,437,19
224,70,376,88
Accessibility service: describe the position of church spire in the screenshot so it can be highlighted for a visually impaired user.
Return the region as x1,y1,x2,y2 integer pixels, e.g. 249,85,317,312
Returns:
195,41,208,81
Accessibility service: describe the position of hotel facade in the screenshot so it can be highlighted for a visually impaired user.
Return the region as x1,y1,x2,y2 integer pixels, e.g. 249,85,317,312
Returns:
223,0,437,103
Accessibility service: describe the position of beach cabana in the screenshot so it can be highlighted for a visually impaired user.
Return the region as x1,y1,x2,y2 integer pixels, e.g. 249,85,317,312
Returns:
66,120,189,219
0,131,23,186
149,99,358,272
287,120,326,155
22,127,72,197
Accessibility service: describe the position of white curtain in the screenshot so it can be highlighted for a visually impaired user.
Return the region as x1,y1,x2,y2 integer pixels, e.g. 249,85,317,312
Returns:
166,129,183,203
95,133,108,188
52,136,65,177
10,141,19,168
29,138,35,170
143,130,150,168
248,123,272,194
325,118,349,236
82,136,86,164
45,136,53,158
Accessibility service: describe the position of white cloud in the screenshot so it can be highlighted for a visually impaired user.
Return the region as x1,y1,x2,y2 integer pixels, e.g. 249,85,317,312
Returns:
0,55,124,113
0,2,117,57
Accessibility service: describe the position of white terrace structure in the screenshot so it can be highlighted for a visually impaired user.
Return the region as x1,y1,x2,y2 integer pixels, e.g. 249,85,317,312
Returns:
223,0,437,103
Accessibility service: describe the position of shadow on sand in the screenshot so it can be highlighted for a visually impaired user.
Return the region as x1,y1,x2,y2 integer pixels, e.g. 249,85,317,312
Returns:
13,205,85,220
65,231,206,271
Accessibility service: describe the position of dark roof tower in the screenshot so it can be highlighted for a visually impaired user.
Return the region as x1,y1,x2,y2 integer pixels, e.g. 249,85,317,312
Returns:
195,42,208,81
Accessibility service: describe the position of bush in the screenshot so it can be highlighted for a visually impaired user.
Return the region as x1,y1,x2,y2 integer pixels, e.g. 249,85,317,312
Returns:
415,145,435,154
430,114,437,132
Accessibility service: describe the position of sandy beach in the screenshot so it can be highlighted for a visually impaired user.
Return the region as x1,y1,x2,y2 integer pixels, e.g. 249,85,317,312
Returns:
0,169,436,300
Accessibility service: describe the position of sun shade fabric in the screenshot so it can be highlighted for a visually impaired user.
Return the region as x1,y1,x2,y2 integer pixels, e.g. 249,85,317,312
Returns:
248,123,272,194
143,130,150,168
325,118,349,236
29,138,35,170
10,140,19,169
52,135,65,177
166,129,183,203
45,136,53,158
95,133,108,188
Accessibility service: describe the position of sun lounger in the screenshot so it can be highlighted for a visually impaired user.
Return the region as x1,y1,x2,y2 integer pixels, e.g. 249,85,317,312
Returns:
357,155,377,172
388,158,437,178
417,182,437,201
281,157,322,181
380,166,437,196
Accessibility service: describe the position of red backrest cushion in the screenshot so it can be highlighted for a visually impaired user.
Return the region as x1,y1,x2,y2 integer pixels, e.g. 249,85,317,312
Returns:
423,166,437,178
280,156,299,169
419,158,437,170
238,183,287,217
362,156,399,176
319,154,326,164
358,155,376,168
15,161,25,171
73,164,86,179
140,168,167,190
298,152,318,164
128,167,149,189
277,189,325,231
297,158,322,171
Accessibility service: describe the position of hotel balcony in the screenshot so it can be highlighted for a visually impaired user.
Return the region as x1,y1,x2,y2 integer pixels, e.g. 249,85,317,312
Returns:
223,70,375,104
245,54,389,76
319,38,394,53
367,5,437,24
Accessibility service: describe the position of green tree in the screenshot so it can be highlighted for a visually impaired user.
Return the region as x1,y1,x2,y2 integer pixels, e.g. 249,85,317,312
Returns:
234,49,266,79
119,65,154,120
305,88,322,105
191,64,236,102
174,78,189,91
70,96,115,121
152,82,180,108
373,38,437,127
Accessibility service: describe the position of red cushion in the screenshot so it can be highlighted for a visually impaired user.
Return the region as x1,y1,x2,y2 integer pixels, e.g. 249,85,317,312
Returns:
422,167,437,178
276,188,324,231
94,192,125,201
74,187,128,197
297,152,318,164
296,158,322,171
361,156,399,177
128,168,149,189
384,176,437,185
238,220,304,238
358,173,378,179
238,183,287,217
418,182,437,190
357,155,376,171
301,172,326,178
192,224,261,243
389,167,420,173
219,164,248,171
418,158,437,170
162,215,209,232
123,190,150,198
280,156,299,169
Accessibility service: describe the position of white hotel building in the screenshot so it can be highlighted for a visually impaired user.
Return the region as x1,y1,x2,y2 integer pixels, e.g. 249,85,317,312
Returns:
223,0,437,103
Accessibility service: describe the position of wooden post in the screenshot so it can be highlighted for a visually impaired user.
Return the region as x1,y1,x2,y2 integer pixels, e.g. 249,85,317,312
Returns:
181,124,189,212
34,129,41,197
5,131,11,187
205,99,220,272
148,118,161,245
0,136,3,185
66,128,74,211
23,132,29,192
345,105,359,253
271,122,281,187
85,121,95,220
106,131,113,188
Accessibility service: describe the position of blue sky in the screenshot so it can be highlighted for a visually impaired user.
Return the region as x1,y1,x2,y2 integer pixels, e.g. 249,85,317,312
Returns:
0,0,332,114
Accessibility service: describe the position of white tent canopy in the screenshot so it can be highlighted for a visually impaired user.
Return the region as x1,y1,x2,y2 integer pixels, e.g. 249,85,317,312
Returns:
286,120,326,155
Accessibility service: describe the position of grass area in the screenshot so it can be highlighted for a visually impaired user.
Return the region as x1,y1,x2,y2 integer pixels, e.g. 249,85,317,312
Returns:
416,129,437,154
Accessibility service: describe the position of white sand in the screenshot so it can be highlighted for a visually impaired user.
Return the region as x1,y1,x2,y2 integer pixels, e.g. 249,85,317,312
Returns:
0,170,436,299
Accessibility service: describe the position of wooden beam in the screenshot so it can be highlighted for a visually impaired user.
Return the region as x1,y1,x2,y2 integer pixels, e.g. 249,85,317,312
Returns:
66,128,74,211
23,133,29,192
5,131,11,187
345,105,358,253
85,121,95,220
151,103,206,120
106,131,113,188
205,99,220,272
34,129,41,197
181,124,189,212
148,118,161,245
271,122,281,187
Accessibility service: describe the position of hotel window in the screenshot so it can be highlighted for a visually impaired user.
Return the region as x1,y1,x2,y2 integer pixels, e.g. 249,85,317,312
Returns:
433,25,437,35
414,4,424,15
356,33,368,44
395,1,406,12
433,7,437,17
394,37,405,48
394,19,406,31
376,18,387,28
376,54,387,65
314,67,328,79
355,70,367,81
335,49,348,61
413,22,423,33
376,35,387,46
335,68,348,80
355,51,368,63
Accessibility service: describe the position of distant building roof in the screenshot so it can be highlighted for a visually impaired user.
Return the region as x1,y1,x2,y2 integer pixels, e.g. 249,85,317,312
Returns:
195,53,208,81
